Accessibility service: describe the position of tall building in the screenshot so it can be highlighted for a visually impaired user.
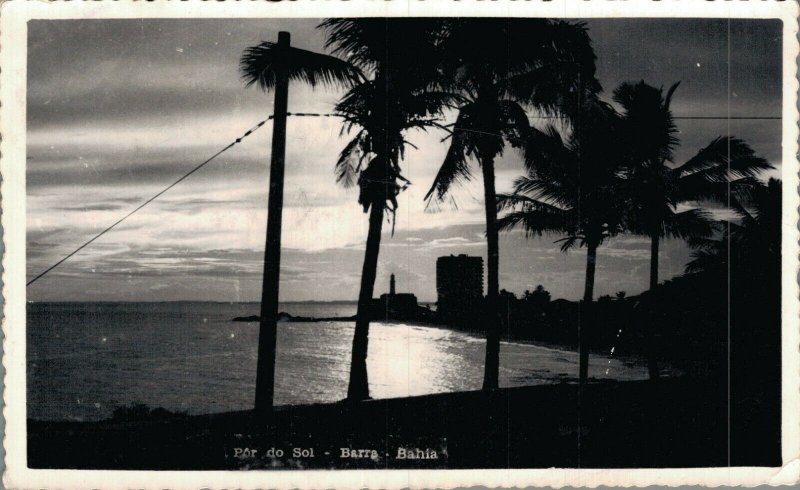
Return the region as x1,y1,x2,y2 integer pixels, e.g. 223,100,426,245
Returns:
436,254,484,318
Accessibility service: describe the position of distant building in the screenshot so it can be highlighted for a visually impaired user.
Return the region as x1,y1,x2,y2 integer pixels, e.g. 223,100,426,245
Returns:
436,254,484,318
375,274,421,321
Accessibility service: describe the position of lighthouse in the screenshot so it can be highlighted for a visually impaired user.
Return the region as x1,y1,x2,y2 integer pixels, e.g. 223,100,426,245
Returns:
376,273,419,321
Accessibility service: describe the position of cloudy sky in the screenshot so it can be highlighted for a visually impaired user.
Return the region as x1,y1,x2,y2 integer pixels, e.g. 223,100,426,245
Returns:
26,18,782,302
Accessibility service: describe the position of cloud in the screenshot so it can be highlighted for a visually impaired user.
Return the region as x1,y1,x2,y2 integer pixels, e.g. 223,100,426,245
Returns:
54,203,126,212
424,237,484,249
25,18,781,301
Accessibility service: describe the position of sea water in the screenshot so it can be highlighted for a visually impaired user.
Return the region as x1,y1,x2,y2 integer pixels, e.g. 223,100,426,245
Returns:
27,302,649,421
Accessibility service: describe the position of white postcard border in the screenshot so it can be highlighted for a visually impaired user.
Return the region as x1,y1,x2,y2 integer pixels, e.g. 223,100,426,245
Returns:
2,0,798,488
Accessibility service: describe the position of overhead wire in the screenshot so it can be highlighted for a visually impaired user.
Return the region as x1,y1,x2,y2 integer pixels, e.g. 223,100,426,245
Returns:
27,112,336,287
26,111,777,287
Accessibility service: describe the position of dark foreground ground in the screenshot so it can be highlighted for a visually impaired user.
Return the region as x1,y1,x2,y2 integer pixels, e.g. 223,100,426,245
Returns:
28,376,779,470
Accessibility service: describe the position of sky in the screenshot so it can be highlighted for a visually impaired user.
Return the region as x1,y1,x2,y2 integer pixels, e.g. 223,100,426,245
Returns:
26,18,783,302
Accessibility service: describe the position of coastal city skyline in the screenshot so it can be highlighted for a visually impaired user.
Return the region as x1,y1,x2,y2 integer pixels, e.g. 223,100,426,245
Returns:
26,18,782,302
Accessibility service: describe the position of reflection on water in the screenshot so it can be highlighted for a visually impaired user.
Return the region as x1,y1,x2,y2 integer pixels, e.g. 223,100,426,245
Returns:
28,302,649,421
367,324,474,398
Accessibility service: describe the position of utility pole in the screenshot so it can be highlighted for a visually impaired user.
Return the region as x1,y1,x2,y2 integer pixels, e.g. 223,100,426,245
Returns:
254,31,290,413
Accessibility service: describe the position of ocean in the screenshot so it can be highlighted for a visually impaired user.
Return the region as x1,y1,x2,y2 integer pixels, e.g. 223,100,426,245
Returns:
27,302,649,421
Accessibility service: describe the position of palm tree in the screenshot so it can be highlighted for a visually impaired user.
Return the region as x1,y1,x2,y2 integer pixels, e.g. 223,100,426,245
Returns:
614,80,772,378
424,19,601,390
497,100,627,387
320,19,447,401
240,31,362,412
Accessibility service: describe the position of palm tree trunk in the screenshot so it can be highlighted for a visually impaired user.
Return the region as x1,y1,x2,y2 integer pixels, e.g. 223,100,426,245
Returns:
579,241,597,387
481,157,501,391
578,241,598,467
647,233,661,380
649,234,659,290
254,31,290,413
347,198,384,401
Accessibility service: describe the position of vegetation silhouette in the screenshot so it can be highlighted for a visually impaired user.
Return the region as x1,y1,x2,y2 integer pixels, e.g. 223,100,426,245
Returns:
424,18,601,390
240,25,780,453
319,19,448,401
689,178,782,465
614,80,771,378
687,178,781,276
239,32,361,411
497,98,628,388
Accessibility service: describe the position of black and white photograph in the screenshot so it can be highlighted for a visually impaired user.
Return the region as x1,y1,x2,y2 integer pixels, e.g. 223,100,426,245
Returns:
3,1,799,487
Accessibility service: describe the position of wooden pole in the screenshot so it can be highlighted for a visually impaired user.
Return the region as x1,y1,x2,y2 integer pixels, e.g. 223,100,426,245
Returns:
255,31,290,413
481,157,500,391
579,241,597,387
647,233,661,380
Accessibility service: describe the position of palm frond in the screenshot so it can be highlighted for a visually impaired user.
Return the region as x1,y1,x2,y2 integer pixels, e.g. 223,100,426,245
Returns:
497,192,578,240
497,100,531,145
752,178,782,223
675,137,773,182
685,247,723,274
664,81,681,109
423,131,474,207
500,20,601,114
502,63,582,116
320,18,448,83
497,208,576,238
686,232,723,252
410,90,465,117
677,173,761,207
613,80,679,165
423,105,484,208
520,124,576,181
684,222,730,274
319,19,385,70
496,193,567,214
554,235,582,252
335,130,369,188
240,42,363,91
512,175,575,209
727,178,782,227
334,81,378,124
662,208,715,240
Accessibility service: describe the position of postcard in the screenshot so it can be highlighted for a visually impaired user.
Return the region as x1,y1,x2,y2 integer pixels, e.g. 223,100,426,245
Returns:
2,0,799,488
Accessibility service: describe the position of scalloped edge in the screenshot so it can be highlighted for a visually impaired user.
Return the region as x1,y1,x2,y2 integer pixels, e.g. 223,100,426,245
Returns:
2,0,798,488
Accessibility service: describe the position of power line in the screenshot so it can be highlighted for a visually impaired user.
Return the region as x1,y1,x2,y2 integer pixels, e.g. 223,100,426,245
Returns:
528,115,780,120
673,116,780,120
27,117,268,286
27,112,338,287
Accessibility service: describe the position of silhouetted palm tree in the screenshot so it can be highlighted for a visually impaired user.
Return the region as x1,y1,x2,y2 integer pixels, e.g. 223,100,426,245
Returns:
687,178,781,276
497,100,627,387
614,80,772,379
240,32,362,412
424,19,601,390
320,18,447,401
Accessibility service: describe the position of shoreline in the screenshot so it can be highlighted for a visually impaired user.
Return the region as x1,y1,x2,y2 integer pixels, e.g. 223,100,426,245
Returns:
233,313,623,358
